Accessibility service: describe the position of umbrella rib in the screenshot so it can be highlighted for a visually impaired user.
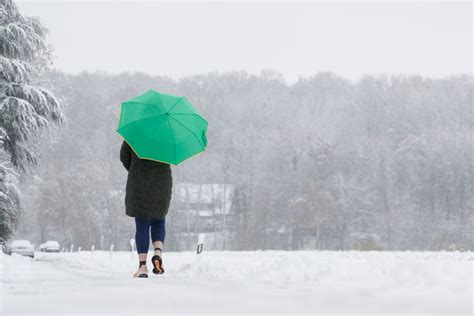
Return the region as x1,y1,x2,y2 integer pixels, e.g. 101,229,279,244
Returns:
116,113,167,132
167,97,184,113
168,117,177,164
169,112,208,122
168,115,205,150
169,112,196,116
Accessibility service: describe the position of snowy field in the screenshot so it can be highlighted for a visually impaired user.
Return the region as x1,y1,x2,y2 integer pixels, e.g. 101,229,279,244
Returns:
1,250,472,315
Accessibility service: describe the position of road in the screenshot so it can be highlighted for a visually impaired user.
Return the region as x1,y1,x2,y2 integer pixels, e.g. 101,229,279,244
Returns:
1,250,472,315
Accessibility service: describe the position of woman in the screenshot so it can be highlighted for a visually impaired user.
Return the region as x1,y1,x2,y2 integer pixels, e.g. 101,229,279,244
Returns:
120,140,172,278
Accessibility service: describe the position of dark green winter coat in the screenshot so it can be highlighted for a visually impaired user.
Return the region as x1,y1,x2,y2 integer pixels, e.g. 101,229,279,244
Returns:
120,141,172,219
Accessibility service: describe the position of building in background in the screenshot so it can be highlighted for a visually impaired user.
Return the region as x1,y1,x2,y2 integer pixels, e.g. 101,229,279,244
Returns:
168,183,237,251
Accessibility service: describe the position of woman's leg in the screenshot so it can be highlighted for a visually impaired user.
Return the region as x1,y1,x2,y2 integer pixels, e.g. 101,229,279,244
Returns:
150,218,166,256
135,216,151,266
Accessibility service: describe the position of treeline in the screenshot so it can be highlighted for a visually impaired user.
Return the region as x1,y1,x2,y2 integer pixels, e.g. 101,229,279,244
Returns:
16,70,473,251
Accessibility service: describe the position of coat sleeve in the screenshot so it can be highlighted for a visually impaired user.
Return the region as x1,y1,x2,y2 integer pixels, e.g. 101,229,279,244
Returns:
120,141,132,171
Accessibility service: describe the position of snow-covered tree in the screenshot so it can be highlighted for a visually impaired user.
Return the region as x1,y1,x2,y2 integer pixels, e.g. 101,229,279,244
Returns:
0,0,63,241
0,164,19,241
15,69,473,251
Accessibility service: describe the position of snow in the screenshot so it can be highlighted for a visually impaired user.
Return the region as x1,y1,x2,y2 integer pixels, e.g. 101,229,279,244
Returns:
1,250,472,315
8,240,32,247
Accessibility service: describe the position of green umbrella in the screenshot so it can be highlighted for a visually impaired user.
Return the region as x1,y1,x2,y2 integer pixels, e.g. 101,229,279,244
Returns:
117,89,208,165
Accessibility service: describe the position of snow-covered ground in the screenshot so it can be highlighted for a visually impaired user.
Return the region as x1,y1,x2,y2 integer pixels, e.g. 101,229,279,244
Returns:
1,250,472,315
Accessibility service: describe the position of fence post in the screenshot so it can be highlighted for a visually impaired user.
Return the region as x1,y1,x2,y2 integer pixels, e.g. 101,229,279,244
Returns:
109,244,114,261
130,239,136,259
195,233,205,273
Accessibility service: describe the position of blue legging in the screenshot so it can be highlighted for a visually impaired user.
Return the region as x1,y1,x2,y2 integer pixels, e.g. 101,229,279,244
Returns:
134,216,166,254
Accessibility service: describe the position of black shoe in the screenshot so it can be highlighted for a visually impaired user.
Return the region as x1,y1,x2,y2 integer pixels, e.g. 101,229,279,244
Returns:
151,247,165,274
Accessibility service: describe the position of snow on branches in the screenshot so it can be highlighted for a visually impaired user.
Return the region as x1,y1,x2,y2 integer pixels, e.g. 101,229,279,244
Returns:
0,1,47,62
0,56,33,83
0,0,63,168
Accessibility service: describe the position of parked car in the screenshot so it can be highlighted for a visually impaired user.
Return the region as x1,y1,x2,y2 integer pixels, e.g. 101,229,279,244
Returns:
4,240,35,258
38,240,60,253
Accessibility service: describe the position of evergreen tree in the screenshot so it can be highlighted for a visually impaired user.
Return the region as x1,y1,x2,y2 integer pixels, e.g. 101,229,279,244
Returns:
0,0,63,241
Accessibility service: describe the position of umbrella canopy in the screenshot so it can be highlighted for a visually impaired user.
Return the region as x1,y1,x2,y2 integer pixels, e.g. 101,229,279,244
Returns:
117,89,208,165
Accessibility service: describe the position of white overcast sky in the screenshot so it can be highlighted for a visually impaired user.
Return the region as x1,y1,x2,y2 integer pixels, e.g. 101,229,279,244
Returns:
17,1,473,83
